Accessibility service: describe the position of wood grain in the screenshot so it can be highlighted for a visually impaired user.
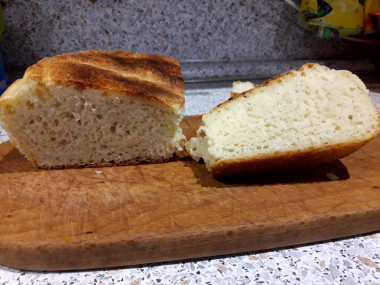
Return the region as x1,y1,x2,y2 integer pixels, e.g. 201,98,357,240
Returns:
0,116,379,271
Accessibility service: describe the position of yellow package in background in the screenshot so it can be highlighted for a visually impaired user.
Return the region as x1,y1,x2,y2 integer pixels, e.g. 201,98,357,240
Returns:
299,0,380,38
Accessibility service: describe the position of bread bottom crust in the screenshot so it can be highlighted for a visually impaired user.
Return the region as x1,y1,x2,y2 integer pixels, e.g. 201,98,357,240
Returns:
36,156,176,170
210,136,376,177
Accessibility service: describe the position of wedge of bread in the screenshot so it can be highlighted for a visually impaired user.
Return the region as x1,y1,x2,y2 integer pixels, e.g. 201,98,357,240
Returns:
186,63,380,177
0,50,185,168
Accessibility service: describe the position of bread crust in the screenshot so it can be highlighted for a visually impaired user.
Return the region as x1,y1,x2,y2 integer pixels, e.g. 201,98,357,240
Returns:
210,135,378,177
35,156,177,170
24,50,184,107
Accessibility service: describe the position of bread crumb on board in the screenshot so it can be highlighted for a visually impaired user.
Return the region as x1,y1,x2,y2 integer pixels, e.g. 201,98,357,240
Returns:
326,172,339,181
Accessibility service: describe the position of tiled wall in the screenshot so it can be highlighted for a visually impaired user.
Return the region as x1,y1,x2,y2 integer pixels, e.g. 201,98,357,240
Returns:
1,0,379,82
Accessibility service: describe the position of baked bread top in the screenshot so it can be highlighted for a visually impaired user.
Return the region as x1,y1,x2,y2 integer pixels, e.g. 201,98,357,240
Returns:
18,50,184,108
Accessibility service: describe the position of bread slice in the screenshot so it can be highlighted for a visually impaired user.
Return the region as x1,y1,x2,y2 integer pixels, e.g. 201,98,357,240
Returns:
186,63,380,177
0,50,185,168
231,81,255,98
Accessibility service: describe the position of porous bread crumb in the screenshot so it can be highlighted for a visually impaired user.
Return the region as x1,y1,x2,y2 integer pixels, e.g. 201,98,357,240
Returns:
186,63,380,176
326,172,339,181
0,79,184,168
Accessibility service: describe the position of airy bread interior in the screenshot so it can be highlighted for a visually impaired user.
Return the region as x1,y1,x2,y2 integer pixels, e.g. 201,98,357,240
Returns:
0,78,184,168
186,64,380,175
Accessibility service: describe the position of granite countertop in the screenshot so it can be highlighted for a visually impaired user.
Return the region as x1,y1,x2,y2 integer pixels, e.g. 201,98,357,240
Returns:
0,87,379,285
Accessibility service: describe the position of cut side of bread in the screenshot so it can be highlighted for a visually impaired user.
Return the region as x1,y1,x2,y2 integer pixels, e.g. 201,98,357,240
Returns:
186,63,380,177
0,50,185,168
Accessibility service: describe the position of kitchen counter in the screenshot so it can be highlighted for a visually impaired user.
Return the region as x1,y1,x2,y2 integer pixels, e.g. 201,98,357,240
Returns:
0,86,379,285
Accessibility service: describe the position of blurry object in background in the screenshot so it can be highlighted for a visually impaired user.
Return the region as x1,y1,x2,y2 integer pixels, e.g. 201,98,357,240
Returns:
367,12,380,33
0,4,7,95
299,0,364,38
296,0,380,38
365,1,380,33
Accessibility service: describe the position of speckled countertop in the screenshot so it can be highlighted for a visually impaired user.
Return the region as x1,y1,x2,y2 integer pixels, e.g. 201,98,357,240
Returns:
0,88,379,285
2,0,380,84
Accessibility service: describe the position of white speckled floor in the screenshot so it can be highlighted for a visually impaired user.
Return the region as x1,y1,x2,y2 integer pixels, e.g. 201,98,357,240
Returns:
0,89,379,285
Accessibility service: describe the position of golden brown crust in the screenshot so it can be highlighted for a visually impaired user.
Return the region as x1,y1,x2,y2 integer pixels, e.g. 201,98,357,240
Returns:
24,50,184,107
210,136,377,177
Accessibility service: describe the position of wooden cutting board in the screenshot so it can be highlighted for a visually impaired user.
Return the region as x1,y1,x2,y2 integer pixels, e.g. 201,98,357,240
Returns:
0,116,379,271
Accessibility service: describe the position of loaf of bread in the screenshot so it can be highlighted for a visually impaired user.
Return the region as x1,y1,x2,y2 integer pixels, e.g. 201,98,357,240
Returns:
0,50,185,168
186,63,380,177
